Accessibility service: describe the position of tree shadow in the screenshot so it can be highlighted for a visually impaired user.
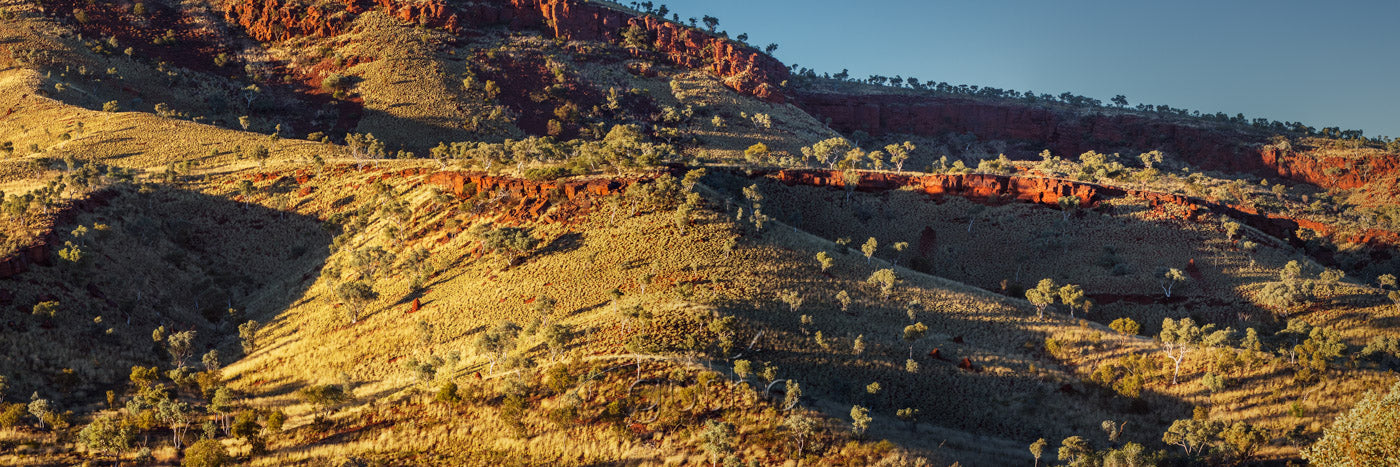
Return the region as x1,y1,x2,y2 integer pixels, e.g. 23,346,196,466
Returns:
537,232,583,257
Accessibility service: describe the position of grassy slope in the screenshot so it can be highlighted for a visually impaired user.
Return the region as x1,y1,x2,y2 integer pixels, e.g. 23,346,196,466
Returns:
720,172,1398,455
190,164,1286,464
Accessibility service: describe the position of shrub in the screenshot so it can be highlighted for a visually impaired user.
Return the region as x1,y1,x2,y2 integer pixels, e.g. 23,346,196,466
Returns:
102,101,120,112
244,145,270,166
750,113,773,128
32,300,59,317
264,410,285,433
523,166,570,181
0,403,25,427
182,438,230,467
298,385,348,420
434,381,460,403
1109,317,1141,336
1304,380,1400,464
77,414,133,455
321,73,349,92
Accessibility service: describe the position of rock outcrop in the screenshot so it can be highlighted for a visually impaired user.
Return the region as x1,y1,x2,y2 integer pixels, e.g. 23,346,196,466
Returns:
622,15,786,102
222,0,788,101
1261,146,1400,191
224,0,361,42
771,170,1103,207
425,171,635,222
0,240,50,279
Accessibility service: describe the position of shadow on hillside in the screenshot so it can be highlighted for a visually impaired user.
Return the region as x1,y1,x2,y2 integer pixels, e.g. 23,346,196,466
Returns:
692,172,1237,454
0,183,333,404
350,107,512,156
537,232,583,257
701,170,1321,333
709,293,1199,455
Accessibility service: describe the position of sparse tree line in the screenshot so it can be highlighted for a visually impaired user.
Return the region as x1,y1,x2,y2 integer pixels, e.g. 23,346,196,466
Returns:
1021,252,1400,464
429,124,677,179
622,2,780,55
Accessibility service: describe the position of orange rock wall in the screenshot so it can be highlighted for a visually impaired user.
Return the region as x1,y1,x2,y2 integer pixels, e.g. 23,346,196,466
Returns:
222,0,788,101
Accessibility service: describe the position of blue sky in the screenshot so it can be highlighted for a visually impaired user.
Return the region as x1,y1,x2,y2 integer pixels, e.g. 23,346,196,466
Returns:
658,0,1399,138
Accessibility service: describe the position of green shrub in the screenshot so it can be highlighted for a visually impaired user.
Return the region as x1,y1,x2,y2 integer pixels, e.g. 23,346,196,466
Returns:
1109,317,1141,336
321,73,349,92
434,381,460,403
0,403,25,427
182,438,230,467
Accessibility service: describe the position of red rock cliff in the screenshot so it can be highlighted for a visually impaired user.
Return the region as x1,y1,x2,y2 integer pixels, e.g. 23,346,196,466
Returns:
224,0,363,42
222,0,788,101
425,171,638,222
1260,146,1400,191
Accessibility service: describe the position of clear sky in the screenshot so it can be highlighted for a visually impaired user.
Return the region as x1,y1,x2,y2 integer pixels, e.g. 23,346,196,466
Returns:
658,0,1399,138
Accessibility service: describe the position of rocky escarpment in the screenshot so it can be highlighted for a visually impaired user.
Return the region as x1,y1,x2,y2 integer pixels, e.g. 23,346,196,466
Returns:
425,170,638,223
766,169,1399,253
0,240,51,279
795,93,1400,192
1261,146,1400,192
530,7,787,102
223,0,788,101
223,0,365,41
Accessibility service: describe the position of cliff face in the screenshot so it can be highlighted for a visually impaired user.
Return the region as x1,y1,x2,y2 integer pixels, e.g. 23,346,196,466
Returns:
0,240,50,279
224,0,361,42
222,0,788,101
627,15,785,102
1261,146,1400,191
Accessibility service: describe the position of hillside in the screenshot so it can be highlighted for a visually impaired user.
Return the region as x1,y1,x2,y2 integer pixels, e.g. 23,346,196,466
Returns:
1,0,1398,465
